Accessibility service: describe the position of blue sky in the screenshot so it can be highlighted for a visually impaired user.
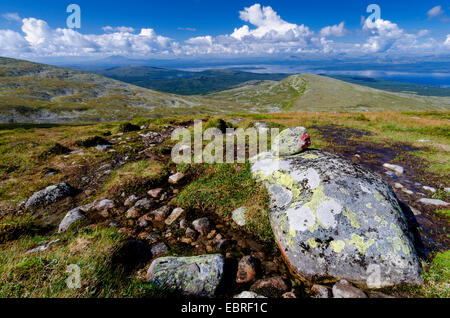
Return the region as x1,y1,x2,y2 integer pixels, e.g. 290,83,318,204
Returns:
0,0,448,61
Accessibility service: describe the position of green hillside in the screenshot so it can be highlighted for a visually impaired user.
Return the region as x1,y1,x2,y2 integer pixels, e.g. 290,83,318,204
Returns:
93,67,288,95
0,57,240,123
207,74,450,112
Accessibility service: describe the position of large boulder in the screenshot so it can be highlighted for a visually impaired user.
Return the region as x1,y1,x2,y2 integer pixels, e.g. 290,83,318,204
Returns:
146,254,224,297
251,150,422,288
25,183,74,209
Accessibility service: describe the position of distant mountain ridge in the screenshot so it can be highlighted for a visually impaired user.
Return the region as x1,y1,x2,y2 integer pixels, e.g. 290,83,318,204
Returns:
91,66,289,95
0,57,449,123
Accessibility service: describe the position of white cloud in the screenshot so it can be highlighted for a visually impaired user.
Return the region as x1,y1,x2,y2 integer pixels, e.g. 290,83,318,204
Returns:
445,34,450,46
177,27,196,31
427,5,444,19
320,22,348,37
0,4,448,60
102,26,135,33
2,12,21,22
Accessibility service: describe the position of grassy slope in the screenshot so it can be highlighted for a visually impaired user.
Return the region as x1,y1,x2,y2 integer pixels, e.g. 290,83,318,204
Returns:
0,57,241,123
208,74,450,113
93,67,289,95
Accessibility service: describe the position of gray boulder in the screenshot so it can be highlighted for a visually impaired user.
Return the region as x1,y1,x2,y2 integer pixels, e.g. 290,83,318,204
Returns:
25,183,74,209
58,207,85,233
146,254,224,297
251,150,422,288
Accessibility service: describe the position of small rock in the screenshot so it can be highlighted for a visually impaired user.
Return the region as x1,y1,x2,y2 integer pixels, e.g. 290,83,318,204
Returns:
192,217,212,235
332,280,367,298
126,207,140,219
96,144,111,151
422,186,436,193
250,276,290,298
402,188,414,195
146,254,224,298
168,172,185,184
408,205,422,216
273,126,311,156
151,205,171,221
109,221,119,227
134,198,153,211
180,219,188,229
394,183,404,189
236,256,259,284
124,195,138,207
138,219,150,228
94,199,115,211
165,208,185,225
58,207,85,233
232,207,247,227
311,284,331,298
148,188,163,198
419,198,449,207
234,291,266,299
25,239,61,254
383,163,404,176
215,239,231,251
282,292,297,298
151,243,168,257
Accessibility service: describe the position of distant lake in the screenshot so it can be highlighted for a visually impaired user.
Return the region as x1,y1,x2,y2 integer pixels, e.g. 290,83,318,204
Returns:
202,64,450,87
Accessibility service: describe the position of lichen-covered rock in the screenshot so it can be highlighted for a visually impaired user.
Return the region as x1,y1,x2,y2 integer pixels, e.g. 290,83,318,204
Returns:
146,254,224,298
25,183,74,209
273,127,311,156
58,207,85,233
251,150,422,288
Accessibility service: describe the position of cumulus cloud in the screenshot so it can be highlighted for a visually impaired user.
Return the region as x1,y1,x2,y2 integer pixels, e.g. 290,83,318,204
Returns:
427,5,444,19
320,22,348,37
177,27,197,31
0,3,448,60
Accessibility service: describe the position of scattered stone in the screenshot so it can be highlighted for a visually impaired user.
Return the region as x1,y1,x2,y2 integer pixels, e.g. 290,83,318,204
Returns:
250,276,290,298
282,292,297,298
98,163,112,171
332,280,367,298
165,208,185,225
25,183,74,209
232,207,247,227
273,127,311,156
368,291,396,298
109,221,119,227
146,254,224,298
126,207,141,219
422,186,436,193
192,217,212,235
138,219,150,228
215,239,231,251
124,195,138,207
151,243,168,257
234,291,266,299
394,183,404,189
134,198,153,211
94,199,115,211
311,285,331,298
148,188,163,198
96,144,112,151
418,198,449,207
251,150,422,287
168,172,185,184
383,163,404,176
402,188,414,195
408,205,422,216
151,205,171,221
180,219,188,229
58,207,85,233
384,170,398,179
25,239,61,254
236,256,259,284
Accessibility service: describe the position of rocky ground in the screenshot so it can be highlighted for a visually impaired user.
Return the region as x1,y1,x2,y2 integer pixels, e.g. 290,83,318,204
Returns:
0,112,448,298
